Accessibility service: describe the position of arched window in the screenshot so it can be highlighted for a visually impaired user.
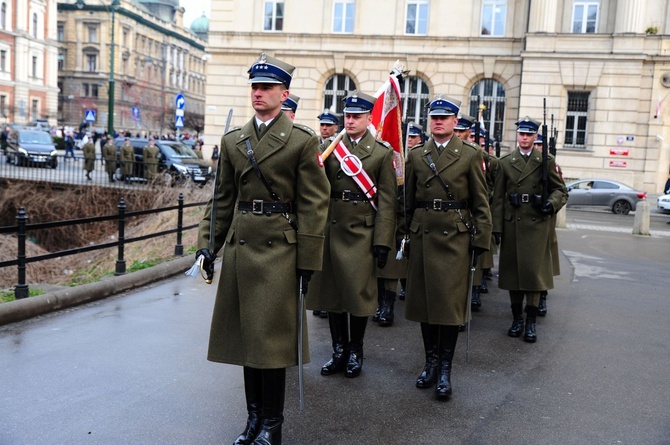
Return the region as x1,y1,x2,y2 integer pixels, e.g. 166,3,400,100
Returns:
468,78,506,140
32,13,38,38
401,75,431,130
1,3,6,30
322,74,357,114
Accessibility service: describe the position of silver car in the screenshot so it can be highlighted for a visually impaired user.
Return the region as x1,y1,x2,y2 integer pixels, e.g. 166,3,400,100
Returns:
566,179,646,215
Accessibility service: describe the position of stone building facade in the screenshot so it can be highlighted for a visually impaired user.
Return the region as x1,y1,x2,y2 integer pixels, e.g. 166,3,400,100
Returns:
0,0,60,126
203,0,670,192
57,0,207,136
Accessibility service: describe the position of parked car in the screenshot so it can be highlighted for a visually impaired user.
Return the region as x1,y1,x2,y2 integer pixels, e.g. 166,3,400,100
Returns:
5,129,58,168
565,179,646,215
113,138,212,185
657,193,670,213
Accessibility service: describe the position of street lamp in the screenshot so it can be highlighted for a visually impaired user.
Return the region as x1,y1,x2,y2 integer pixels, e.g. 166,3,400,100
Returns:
76,0,119,136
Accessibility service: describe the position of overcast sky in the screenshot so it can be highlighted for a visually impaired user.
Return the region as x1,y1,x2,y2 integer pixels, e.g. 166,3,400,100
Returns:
182,0,211,28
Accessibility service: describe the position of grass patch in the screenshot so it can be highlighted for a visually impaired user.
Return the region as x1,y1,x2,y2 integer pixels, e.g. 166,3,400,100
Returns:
1,288,45,303
127,259,159,273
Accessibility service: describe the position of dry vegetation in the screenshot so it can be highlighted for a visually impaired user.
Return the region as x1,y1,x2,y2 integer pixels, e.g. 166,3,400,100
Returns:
0,179,211,290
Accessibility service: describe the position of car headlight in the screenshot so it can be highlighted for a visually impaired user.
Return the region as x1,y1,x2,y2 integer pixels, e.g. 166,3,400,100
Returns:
18,147,28,155
173,164,188,174
208,166,212,174
50,149,57,156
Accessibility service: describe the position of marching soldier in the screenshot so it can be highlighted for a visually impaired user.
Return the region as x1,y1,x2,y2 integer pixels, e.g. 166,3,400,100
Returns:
82,135,95,181
196,53,330,445
308,91,397,378
407,122,424,149
403,96,491,400
533,133,564,316
281,93,300,121
143,139,160,181
102,138,117,182
492,117,568,343
317,110,340,145
120,138,134,182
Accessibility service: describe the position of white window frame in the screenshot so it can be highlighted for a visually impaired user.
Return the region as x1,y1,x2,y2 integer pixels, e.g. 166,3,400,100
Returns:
571,0,599,34
332,0,355,34
405,0,428,36
481,0,506,37
263,0,284,32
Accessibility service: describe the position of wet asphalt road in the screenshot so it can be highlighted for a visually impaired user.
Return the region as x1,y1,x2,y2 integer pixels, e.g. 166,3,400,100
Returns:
1,220,670,445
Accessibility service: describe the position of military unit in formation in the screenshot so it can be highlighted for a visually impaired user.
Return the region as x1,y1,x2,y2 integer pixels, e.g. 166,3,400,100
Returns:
195,53,569,445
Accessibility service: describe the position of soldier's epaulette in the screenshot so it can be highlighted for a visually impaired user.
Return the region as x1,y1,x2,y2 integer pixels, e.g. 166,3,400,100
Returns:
224,126,241,136
411,142,425,151
462,140,480,151
293,124,317,136
377,140,393,150
499,151,513,160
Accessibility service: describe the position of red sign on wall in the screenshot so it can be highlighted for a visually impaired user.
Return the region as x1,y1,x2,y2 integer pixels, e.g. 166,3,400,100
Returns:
609,160,628,168
609,148,630,156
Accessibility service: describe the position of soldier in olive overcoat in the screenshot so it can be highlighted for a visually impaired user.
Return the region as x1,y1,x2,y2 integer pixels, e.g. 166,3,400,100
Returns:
82,136,95,180
307,91,397,379
142,139,160,180
120,138,134,181
102,140,117,182
196,54,330,445
403,96,492,400
492,117,568,343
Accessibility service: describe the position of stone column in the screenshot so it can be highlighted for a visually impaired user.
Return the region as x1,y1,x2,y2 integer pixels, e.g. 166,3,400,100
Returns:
615,0,646,33
528,0,558,33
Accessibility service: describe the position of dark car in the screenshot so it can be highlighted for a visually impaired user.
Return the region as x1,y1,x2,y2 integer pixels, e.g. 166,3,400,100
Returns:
566,179,646,215
113,138,212,185
5,130,58,168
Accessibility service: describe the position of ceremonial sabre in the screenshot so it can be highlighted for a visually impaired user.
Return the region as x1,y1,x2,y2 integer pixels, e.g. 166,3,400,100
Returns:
297,276,306,412
466,249,476,362
202,108,233,284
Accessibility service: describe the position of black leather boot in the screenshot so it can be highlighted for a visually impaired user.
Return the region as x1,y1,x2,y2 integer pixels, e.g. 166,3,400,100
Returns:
538,291,548,316
471,286,481,311
524,306,538,343
321,312,349,376
346,315,367,378
372,280,383,322
235,367,263,445
508,303,524,337
398,279,407,301
416,323,439,388
479,281,488,293
436,325,458,400
252,368,286,445
378,290,395,327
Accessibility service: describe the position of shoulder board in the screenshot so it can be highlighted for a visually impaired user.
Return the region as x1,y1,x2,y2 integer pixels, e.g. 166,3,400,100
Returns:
377,140,393,150
499,152,513,160
410,143,425,151
462,140,479,151
224,127,241,136
293,124,316,136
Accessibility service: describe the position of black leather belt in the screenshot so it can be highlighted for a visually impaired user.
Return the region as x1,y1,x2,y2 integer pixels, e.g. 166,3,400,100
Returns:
331,190,368,202
416,199,468,210
238,200,293,214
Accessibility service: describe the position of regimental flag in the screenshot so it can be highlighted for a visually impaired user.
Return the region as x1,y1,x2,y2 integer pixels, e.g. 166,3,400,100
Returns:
370,63,405,186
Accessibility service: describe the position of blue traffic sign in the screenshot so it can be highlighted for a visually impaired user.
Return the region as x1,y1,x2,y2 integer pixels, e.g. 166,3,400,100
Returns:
175,115,184,128
85,110,96,122
175,94,186,110
131,107,140,122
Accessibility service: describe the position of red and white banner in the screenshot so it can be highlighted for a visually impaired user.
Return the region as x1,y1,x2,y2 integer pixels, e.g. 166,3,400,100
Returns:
370,70,404,185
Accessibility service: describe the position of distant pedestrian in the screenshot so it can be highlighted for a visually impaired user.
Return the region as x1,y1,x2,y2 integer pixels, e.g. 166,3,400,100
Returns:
664,174,670,194
82,135,96,180
64,132,76,160
211,145,219,161
103,139,117,183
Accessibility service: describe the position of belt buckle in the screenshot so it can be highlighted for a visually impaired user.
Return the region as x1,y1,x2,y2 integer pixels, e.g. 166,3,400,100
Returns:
521,194,530,203
432,198,443,210
341,190,351,201
252,200,264,214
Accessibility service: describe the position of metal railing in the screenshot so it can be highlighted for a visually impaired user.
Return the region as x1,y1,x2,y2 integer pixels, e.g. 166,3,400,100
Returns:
0,194,207,300
0,153,212,190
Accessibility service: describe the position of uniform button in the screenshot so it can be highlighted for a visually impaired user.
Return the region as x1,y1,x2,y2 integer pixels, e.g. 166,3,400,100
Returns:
267,241,272,246
337,175,341,179
424,230,429,234
242,179,248,184
517,183,521,187
443,231,448,235
332,219,337,224
426,184,430,188
242,210,247,214
353,201,358,205
517,218,521,221
239,240,246,245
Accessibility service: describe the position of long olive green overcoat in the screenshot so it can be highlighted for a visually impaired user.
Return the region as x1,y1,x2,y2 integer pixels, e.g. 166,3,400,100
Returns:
120,143,135,177
307,130,397,317
197,112,330,369
82,142,95,172
403,137,492,326
143,144,160,179
491,147,568,291
377,185,407,281
102,142,117,174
